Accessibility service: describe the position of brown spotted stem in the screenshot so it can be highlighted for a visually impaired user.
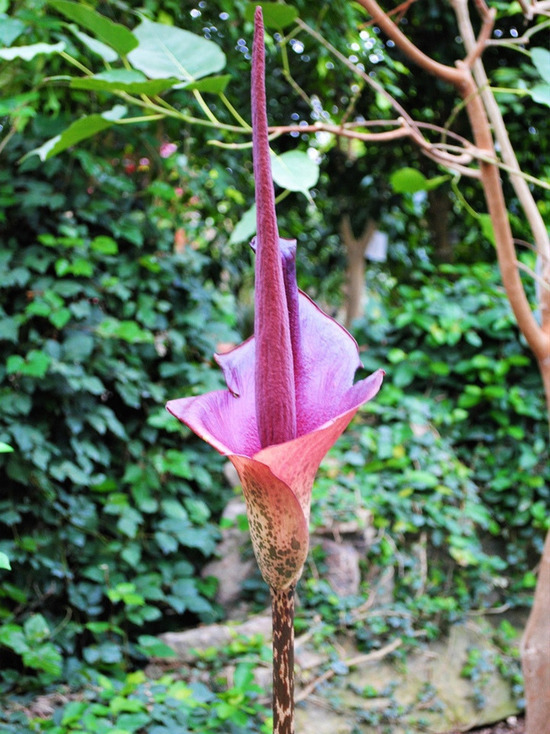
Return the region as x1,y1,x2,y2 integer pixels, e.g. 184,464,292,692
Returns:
270,585,295,734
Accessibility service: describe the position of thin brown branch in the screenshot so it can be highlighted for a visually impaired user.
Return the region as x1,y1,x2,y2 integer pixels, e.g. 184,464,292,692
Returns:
452,0,550,334
353,0,465,88
464,6,496,68
295,637,402,703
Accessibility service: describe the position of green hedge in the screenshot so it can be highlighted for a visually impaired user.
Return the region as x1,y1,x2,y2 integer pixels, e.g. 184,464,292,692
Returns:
0,129,240,690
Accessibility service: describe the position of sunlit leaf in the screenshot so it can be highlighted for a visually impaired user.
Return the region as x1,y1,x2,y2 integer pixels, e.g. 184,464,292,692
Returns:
127,18,226,81
0,41,65,61
0,552,10,570
271,150,320,193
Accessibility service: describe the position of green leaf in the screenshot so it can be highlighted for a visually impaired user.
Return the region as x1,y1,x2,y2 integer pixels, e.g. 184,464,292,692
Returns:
271,150,320,193
7,350,50,377
479,213,496,246
23,614,50,644
23,644,62,676
244,2,298,29
229,204,257,245
390,167,448,194
0,41,65,61
91,235,118,254
391,167,422,193
68,25,119,62
127,18,226,81
0,15,26,46
136,635,177,659
0,442,14,453
529,83,550,108
97,317,154,343
49,0,137,55
532,47,550,84
0,552,11,570
182,74,232,94
70,69,179,95
26,105,127,161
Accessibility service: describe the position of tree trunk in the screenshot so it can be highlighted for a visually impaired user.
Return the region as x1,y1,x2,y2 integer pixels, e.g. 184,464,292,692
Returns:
340,215,377,328
521,528,550,734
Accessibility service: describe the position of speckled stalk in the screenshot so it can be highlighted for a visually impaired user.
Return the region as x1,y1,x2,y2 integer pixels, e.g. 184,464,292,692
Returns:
271,585,295,734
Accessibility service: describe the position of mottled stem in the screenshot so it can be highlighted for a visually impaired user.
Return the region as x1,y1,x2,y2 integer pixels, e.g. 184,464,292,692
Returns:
271,586,295,734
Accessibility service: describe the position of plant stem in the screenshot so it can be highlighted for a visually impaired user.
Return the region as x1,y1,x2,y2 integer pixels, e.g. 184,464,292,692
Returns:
270,586,295,734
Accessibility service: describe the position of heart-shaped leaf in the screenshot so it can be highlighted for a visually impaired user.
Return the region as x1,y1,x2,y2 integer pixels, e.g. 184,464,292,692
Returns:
271,150,319,193
128,19,226,81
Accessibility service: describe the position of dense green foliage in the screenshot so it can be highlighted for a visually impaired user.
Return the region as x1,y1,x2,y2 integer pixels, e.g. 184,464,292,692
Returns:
1,0,549,731
0,131,242,693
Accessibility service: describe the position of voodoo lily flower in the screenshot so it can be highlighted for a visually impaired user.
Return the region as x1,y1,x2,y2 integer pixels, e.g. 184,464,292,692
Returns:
166,9,384,592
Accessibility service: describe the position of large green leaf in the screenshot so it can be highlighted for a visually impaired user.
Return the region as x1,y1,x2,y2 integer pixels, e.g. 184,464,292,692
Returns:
244,2,298,29
271,149,320,193
0,41,65,61
49,0,137,55
127,18,226,81
70,69,178,95
26,105,127,161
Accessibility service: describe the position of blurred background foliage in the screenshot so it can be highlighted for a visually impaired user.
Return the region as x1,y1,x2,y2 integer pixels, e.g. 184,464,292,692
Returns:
0,0,549,731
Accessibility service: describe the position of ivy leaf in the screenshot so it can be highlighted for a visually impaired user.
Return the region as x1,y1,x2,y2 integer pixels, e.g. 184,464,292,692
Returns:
0,552,11,570
25,105,127,161
70,69,178,95
0,41,65,61
244,2,298,29
97,317,154,344
271,150,320,194
127,18,226,81
49,0,137,56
